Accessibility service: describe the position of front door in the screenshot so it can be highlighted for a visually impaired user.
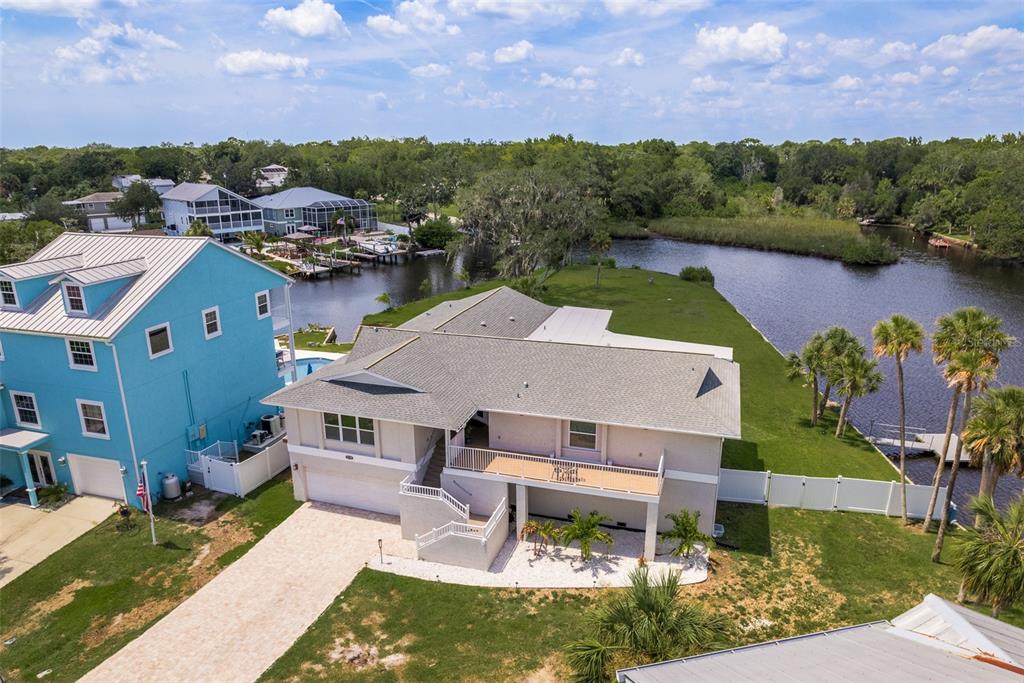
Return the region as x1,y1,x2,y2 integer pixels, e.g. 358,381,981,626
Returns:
28,451,56,487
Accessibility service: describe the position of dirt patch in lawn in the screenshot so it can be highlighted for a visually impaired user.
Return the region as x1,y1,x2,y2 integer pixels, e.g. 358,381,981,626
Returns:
521,654,568,682
166,494,230,525
4,578,93,640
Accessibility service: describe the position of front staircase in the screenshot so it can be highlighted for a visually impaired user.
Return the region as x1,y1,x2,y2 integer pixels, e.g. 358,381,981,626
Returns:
421,438,447,488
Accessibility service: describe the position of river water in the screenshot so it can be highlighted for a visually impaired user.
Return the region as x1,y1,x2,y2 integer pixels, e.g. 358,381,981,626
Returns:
289,229,1023,438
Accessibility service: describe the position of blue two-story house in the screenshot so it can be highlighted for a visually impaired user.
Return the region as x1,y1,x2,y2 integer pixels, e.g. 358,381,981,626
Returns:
0,233,295,508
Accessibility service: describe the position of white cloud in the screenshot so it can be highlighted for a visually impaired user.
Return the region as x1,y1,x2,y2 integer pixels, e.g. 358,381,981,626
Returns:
493,39,534,63
216,50,309,77
918,64,936,77
689,74,731,92
693,22,788,64
942,66,959,77
923,25,1024,61
610,47,645,67
832,74,862,90
366,91,393,110
878,41,916,62
262,0,349,38
466,50,488,68
368,0,460,36
0,0,98,17
825,36,874,59
602,0,709,17
889,71,920,85
410,62,451,78
43,22,180,84
572,65,597,77
536,72,597,91
447,0,579,23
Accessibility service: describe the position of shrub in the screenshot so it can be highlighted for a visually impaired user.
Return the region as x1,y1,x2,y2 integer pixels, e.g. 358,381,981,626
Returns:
413,218,457,250
840,235,898,265
37,483,69,505
679,265,715,284
396,233,410,243
587,255,616,269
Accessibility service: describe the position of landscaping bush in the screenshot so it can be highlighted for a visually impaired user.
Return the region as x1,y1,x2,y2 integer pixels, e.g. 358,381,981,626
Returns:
587,255,616,269
679,265,715,284
413,218,457,250
37,483,69,506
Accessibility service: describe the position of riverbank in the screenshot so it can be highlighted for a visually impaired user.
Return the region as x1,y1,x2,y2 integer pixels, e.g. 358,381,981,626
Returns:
364,266,897,480
608,215,899,265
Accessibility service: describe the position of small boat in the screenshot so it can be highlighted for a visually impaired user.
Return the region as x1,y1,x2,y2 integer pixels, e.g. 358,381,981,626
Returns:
356,240,395,255
928,237,951,248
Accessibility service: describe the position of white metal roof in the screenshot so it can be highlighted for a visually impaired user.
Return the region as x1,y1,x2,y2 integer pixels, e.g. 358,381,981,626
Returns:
50,258,149,286
251,186,365,210
0,254,84,280
160,182,222,202
0,233,287,340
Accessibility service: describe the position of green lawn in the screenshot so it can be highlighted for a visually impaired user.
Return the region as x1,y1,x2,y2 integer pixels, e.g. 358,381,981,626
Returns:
261,501,1019,681
366,266,896,480
0,476,301,682
280,328,353,354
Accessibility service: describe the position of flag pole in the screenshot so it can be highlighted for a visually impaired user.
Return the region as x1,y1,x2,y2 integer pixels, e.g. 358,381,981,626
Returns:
141,460,157,545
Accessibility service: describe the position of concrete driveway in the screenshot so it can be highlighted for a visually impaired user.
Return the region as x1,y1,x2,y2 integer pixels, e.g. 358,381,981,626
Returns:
81,502,412,683
0,496,115,588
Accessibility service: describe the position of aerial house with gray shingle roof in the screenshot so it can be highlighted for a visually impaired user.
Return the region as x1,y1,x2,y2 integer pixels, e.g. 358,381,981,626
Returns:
263,286,741,571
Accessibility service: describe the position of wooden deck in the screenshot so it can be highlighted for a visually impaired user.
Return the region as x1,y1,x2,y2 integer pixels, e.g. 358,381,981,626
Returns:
448,446,662,496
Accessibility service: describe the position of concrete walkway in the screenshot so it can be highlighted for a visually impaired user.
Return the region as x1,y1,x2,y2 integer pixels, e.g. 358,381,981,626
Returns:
0,496,114,588
81,502,412,683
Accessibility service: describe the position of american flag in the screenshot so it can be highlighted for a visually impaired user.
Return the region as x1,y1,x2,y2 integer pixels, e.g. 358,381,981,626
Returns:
136,475,150,513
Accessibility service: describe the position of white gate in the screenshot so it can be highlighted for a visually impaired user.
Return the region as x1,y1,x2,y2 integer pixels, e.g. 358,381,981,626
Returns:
205,457,239,495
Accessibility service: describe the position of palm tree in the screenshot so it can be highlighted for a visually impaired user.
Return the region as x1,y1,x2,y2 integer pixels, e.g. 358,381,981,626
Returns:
785,332,827,425
241,230,266,256
565,566,731,682
519,518,543,555
559,509,614,561
963,387,1024,503
590,229,611,287
923,308,1015,528
374,291,392,309
185,219,212,236
933,351,997,561
833,352,883,438
873,314,926,524
952,495,1024,617
818,327,863,420
537,520,560,554
659,509,713,559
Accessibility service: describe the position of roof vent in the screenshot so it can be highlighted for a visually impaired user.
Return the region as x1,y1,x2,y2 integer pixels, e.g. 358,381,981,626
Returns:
523,381,529,388
480,321,487,327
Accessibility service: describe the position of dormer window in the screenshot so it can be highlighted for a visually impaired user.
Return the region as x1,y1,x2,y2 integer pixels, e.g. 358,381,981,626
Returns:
63,283,87,314
0,280,18,308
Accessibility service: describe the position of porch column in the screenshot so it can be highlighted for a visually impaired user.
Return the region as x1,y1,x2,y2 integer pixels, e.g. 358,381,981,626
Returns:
283,283,298,383
515,484,529,538
554,420,561,458
18,451,38,508
644,500,659,561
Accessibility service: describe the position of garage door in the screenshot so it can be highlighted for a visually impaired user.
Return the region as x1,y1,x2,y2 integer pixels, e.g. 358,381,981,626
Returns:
68,454,126,500
305,469,399,515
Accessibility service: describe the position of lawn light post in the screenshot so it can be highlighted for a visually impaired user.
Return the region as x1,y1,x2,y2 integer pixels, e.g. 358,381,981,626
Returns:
378,538,383,565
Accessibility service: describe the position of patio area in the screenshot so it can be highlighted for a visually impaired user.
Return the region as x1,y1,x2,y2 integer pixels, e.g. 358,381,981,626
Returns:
372,521,708,588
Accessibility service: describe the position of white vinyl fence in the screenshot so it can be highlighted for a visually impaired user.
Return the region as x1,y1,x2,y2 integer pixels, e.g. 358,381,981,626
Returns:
718,469,949,520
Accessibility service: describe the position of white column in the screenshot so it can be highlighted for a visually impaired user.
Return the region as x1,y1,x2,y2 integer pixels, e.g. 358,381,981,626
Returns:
600,425,609,465
515,484,529,538
373,420,383,459
554,419,562,457
284,283,298,383
644,500,659,561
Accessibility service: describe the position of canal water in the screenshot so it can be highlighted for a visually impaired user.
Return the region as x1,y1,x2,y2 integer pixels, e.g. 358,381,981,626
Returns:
289,228,1023,440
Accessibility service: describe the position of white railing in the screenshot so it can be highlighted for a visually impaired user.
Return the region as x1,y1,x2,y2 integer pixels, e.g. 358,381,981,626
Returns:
185,440,239,468
400,478,470,519
415,497,508,552
446,445,663,495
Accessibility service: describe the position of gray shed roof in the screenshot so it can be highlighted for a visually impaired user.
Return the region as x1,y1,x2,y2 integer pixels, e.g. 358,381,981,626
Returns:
160,182,221,202
0,233,287,340
265,321,741,438
617,595,1024,683
252,187,365,210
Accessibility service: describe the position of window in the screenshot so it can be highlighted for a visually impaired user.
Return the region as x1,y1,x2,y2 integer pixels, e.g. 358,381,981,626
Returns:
11,391,40,428
0,280,18,308
202,306,221,339
66,339,96,370
283,208,295,219
85,203,95,210
64,283,86,314
568,421,598,450
77,399,109,439
255,290,270,319
324,413,375,445
146,322,173,359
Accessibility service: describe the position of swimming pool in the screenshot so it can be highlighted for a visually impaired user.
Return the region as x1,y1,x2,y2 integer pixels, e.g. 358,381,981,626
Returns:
285,357,333,384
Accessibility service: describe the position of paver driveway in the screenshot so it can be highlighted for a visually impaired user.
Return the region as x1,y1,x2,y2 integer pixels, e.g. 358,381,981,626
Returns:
81,502,411,683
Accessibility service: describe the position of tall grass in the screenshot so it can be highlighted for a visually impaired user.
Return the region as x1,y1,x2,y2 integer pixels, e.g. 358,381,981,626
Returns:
612,215,898,265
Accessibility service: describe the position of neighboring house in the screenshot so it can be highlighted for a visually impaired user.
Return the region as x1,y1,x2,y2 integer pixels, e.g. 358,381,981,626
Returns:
617,593,1024,682
112,175,175,195
252,186,378,237
63,192,139,233
263,286,740,570
256,164,289,190
161,183,264,238
0,213,27,222
0,233,295,509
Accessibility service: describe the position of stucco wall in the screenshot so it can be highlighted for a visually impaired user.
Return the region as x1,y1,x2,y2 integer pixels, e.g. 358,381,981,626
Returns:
488,412,556,456
606,425,722,475
442,472,509,516
399,493,467,540
659,477,718,534
529,487,648,530
290,448,408,504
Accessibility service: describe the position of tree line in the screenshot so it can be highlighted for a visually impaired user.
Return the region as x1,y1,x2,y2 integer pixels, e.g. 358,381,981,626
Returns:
1,133,1021,259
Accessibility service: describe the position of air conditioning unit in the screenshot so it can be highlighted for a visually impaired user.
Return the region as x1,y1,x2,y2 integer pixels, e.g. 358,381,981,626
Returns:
261,414,282,435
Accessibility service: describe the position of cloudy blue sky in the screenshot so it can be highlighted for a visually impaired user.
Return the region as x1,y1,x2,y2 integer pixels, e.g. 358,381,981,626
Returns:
1,0,1021,147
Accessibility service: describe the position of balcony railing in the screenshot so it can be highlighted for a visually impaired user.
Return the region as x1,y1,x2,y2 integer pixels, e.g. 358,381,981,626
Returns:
446,446,663,496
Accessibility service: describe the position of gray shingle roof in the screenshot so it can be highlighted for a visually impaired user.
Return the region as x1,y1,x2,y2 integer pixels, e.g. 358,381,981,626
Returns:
399,286,557,339
66,192,122,204
266,323,741,438
0,233,287,340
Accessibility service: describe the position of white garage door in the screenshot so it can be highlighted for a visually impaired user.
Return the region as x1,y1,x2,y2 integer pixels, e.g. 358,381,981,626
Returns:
68,454,126,501
305,469,399,515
